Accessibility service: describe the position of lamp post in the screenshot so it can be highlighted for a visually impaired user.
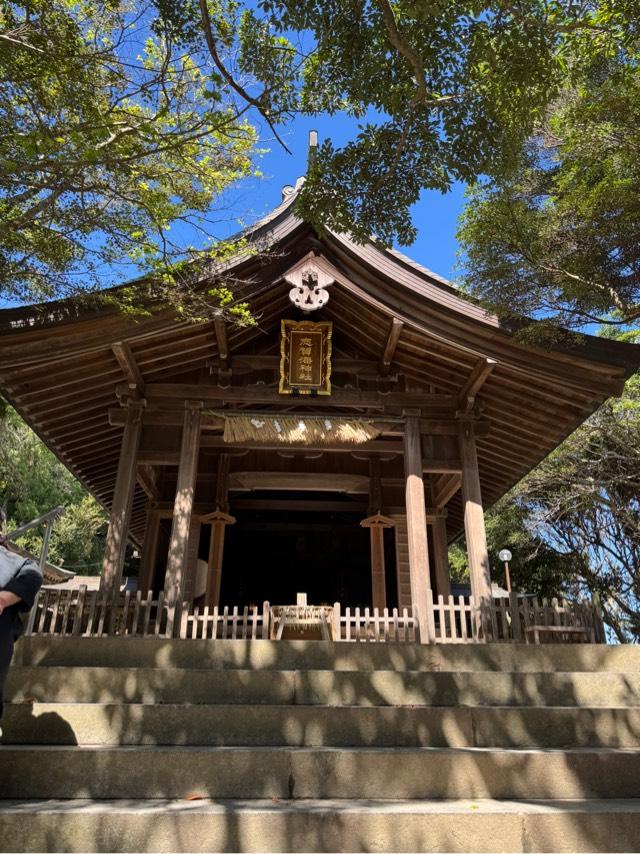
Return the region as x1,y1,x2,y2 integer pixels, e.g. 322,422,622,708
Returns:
498,548,513,593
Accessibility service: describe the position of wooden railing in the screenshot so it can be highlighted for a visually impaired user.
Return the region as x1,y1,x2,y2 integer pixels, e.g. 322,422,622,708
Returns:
179,603,270,640
430,593,604,644
333,604,420,643
25,588,172,638
24,587,605,643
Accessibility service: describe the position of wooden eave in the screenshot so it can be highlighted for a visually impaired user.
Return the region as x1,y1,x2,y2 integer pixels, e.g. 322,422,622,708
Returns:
1,191,638,546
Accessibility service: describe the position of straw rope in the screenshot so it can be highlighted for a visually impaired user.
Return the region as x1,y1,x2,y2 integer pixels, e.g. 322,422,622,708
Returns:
219,413,381,445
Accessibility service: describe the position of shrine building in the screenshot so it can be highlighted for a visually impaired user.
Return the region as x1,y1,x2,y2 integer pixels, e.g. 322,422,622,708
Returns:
1,182,639,643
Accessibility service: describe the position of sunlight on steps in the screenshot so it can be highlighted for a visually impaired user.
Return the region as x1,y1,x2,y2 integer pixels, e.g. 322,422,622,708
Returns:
1,639,640,853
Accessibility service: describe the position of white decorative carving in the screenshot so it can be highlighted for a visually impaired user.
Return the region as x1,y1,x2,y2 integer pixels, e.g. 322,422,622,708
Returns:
285,258,334,312
281,176,305,201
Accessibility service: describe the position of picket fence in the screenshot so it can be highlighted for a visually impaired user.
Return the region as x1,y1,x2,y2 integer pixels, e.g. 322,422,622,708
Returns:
24,586,604,644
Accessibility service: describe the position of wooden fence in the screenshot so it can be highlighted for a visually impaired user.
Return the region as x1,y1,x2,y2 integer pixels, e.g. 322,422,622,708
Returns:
334,605,420,643
430,593,604,644
24,586,605,643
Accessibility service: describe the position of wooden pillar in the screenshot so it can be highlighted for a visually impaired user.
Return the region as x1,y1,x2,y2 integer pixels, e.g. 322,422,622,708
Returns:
164,402,202,616
202,510,236,608
459,418,492,634
101,399,144,595
138,502,160,595
181,516,203,604
431,512,452,598
360,514,394,611
403,416,434,643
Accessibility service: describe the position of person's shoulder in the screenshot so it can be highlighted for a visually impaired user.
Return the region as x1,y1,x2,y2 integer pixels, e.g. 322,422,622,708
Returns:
0,545,35,572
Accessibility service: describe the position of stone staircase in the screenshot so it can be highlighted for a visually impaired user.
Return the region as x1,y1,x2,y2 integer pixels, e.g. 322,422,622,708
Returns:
1,638,639,852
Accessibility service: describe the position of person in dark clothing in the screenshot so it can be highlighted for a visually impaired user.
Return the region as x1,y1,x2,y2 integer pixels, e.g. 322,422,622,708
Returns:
0,534,43,718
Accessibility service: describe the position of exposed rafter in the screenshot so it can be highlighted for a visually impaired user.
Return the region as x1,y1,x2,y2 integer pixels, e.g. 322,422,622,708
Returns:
213,317,229,367
458,357,497,412
137,464,159,500
433,473,462,508
112,341,144,393
381,317,404,376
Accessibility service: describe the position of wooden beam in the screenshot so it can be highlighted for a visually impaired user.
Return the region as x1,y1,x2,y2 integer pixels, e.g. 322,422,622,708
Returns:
110,406,488,437
432,473,462,508
109,408,223,430
112,341,145,392
458,357,497,412
138,451,180,466
140,382,457,412
228,472,370,493
230,498,368,513
403,416,433,643
208,355,382,377
100,400,144,595
422,460,462,474
420,419,491,437
381,318,404,375
137,464,160,500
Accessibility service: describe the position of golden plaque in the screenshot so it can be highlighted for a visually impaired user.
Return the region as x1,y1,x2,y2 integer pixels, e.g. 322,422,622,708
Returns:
279,319,332,395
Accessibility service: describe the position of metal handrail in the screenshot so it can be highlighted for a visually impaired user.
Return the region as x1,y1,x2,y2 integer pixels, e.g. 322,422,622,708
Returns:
6,506,66,540
5,506,66,570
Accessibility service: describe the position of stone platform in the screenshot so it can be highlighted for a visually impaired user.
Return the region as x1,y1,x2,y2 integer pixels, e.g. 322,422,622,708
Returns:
1,638,639,852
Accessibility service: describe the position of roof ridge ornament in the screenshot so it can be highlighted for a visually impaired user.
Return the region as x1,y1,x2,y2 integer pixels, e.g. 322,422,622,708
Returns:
281,175,305,201
281,131,317,201
284,252,335,312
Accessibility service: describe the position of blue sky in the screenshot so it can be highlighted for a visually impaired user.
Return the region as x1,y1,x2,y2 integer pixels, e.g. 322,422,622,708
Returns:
0,112,467,310
220,112,467,284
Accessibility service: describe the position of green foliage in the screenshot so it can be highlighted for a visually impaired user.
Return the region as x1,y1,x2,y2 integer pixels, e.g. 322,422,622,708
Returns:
448,500,583,596
516,365,640,641
0,0,257,307
458,38,640,329
0,401,105,574
459,348,640,642
158,0,640,248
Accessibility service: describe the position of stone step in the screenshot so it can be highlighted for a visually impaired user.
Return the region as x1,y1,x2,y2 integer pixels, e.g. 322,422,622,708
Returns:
1,745,638,800
16,637,640,673
7,666,640,708
3,702,640,749
1,798,639,853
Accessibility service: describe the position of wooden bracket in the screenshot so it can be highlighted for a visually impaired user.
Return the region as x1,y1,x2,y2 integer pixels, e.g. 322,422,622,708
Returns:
199,509,236,525
458,357,497,413
380,318,403,376
360,513,396,529
112,341,145,394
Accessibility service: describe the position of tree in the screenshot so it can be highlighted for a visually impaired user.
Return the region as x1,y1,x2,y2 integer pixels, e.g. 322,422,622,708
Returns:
0,0,257,309
451,358,640,642
448,500,585,597
0,400,106,574
458,45,640,330
513,366,640,642
159,0,640,246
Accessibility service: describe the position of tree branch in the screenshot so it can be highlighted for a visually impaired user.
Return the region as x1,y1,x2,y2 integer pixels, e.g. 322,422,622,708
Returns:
197,0,291,154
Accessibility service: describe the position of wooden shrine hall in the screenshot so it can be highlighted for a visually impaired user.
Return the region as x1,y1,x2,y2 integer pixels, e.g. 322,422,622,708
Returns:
1,184,639,644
